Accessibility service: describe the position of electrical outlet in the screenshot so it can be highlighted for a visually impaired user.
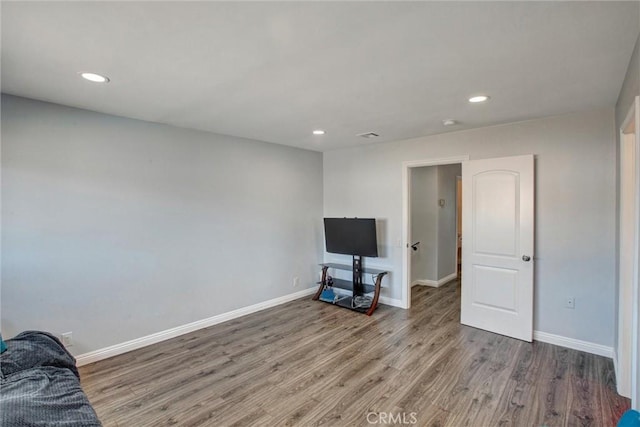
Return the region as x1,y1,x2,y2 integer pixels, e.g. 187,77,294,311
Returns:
565,297,575,309
293,276,300,287
61,332,73,347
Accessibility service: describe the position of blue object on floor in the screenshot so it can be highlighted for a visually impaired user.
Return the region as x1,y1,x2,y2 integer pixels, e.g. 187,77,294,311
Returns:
320,288,336,303
618,409,640,427
0,333,7,353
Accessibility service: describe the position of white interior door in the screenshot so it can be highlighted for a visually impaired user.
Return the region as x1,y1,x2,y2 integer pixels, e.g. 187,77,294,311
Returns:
461,155,534,342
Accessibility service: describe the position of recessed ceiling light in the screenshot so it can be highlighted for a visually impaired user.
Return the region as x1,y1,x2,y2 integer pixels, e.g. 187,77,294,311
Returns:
442,119,457,126
80,72,110,83
468,95,490,103
313,129,326,135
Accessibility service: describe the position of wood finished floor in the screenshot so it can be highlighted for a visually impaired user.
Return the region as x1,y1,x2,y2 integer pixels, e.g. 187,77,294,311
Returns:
79,281,630,426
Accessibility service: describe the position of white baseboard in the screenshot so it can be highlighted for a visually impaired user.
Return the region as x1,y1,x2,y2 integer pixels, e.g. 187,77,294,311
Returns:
75,287,317,366
533,330,614,359
412,272,458,288
379,296,404,308
82,288,615,368
76,287,404,367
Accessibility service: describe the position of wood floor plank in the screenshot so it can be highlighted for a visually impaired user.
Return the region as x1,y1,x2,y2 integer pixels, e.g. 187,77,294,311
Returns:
79,280,629,426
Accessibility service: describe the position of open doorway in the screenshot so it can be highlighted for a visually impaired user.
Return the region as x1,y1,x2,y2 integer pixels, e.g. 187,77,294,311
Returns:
403,155,534,339
401,156,468,309
409,164,461,290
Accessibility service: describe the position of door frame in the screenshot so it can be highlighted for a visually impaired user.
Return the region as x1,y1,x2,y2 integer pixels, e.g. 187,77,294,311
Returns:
401,155,469,309
618,96,640,406
456,175,462,277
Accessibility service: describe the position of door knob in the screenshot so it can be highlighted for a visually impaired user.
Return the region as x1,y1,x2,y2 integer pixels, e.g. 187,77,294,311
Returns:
522,255,531,262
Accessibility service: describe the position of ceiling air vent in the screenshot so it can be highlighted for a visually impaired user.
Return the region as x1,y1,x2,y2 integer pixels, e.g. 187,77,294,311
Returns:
357,132,380,139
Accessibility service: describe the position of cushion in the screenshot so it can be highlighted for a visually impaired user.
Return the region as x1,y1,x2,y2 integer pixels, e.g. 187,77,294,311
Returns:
0,331,78,378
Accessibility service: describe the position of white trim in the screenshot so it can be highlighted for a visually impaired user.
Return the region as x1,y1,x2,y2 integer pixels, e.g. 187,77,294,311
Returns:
632,96,640,410
378,296,404,308
631,96,640,410
411,272,458,288
76,287,317,366
617,95,640,404
533,331,614,359
75,287,404,367
455,175,462,274
402,155,469,310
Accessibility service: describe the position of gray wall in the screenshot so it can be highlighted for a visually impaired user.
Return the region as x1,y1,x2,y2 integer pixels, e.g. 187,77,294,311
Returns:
436,164,461,280
324,108,616,346
410,166,438,282
1,95,324,355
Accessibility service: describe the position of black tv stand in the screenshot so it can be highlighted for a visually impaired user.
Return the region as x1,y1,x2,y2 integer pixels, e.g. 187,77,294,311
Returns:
352,256,363,295
312,261,387,316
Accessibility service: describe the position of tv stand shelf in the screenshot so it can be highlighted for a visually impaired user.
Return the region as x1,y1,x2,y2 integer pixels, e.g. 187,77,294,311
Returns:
328,278,376,294
312,261,387,316
321,263,387,276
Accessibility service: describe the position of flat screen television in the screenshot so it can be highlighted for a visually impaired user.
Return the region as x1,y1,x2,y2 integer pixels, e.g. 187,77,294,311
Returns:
324,218,378,257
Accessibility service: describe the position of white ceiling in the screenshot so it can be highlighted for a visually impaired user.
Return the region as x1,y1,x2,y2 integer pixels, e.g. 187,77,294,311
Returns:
2,1,639,151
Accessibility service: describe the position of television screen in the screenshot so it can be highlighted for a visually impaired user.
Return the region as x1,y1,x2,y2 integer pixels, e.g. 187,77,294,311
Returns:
324,218,378,257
